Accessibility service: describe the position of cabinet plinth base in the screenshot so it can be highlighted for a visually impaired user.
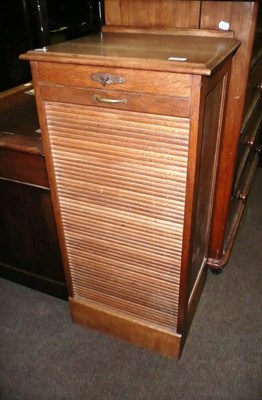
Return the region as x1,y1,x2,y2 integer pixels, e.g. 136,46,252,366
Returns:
69,296,182,359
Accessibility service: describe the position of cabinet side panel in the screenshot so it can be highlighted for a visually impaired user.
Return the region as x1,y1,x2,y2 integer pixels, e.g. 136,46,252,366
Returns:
45,103,190,331
189,78,226,293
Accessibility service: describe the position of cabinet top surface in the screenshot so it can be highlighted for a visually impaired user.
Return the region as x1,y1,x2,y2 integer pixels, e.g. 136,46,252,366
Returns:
21,32,240,75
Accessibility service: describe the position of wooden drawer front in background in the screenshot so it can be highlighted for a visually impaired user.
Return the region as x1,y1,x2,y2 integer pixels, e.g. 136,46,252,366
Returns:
242,60,262,124
45,102,190,330
250,1,262,70
37,63,192,98
226,147,260,252
235,97,262,187
0,149,49,188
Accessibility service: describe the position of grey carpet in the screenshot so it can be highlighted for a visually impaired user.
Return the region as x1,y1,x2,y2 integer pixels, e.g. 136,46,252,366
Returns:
0,169,261,400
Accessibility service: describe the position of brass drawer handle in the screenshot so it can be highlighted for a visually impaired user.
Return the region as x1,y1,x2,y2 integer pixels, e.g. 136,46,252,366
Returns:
93,95,127,104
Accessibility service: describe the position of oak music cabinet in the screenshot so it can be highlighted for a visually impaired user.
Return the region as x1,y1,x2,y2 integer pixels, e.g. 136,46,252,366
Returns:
21,26,240,357
21,0,262,358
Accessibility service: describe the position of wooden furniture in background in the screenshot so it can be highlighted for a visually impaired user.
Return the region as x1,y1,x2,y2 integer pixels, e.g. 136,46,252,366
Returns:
200,1,262,268
21,32,239,357
104,0,201,28
103,0,262,270
0,84,67,299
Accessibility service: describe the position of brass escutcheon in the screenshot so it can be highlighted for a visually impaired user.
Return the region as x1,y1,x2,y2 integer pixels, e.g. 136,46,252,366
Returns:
91,73,125,86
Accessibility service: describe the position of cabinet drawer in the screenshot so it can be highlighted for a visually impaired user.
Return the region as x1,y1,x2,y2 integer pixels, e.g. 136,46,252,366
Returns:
232,146,259,207
40,84,190,117
250,2,262,70
226,147,259,251
0,148,49,188
242,60,262,124
37,62,192,98
235,95,262,186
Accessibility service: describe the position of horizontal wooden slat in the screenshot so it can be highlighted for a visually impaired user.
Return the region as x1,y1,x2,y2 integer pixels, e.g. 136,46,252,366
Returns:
64,230,182,271
65,231,183,270
61,202,183,246
54,161,187,201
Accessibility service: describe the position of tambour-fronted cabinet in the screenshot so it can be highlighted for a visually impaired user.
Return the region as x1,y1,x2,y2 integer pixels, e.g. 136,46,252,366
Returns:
21,32,239,357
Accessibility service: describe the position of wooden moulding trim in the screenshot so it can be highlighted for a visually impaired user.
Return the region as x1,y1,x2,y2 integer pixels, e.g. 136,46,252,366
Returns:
0,134,44,156
207,154,260,269
21,50,240,78
0,82,33,99
179,264,208,353
69,296,182,359
176,74,203,333
20,33,240,77
21,53,212,76
102,25,235,39
207,202,245,269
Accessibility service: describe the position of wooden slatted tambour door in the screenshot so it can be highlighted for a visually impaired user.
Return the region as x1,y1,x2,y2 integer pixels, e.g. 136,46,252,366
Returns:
45,103,190,330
